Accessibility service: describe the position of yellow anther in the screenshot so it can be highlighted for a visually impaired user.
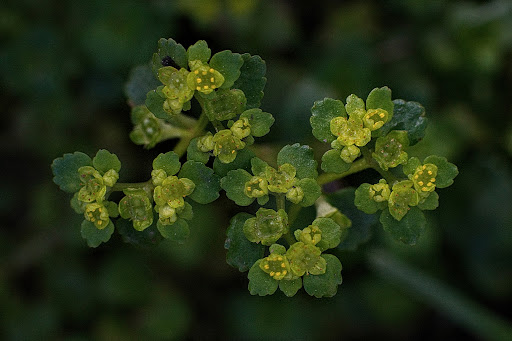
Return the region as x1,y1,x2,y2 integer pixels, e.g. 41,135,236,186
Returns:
218,145,222,148
282,270,287,275
414,175,419,179
423,165,427,169
247,186,252,191
231,150,235,154
202,71,207,75
194,70,199,74
209,68,214,73
419,171,423,175
196,86,201,91
275,272,281,277
277,256,283,261
427,182,432,186
211,85,216,89
91,218,96,222
270,271,275,276
428,170,432,175
281,263,286,268
196,78,202,83
431,178,436,182
422,187,428,191
379,112,385,118
203,85,209,89
418,181,424,186
98,208,102,212
264,264,269,269
210,77,214,82
98,220,102,225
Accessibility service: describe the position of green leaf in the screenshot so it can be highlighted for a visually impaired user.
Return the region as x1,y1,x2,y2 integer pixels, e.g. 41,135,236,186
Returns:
424,155,458,188
403,156,421,176
279,278,302,297
209,50,244,89
251,157,269,176
145,88,168,120
345,94,365,115
202,89,247,121
366,86,394,121
93,149,121,174
81,219,114,248
296,178,321,207
321,149,351,174
178,161,221,204
303,254,342,298
240,109,275,137
277,143,318,179
125,64,160,106
312,217,342,251
117,212,163,247
178,201,194,220
379,100,428,145
310,98,346,143
152,38,188,74
354,183,384,214
157,219,190,244
225,213,265,272
380,207,426,245
220,169,254,206
52,152,92,193
418,191,439,211
187,137,210,164
248,260,279,296
213,148,255,178
187,40,211,64
327,188,377,251
233,53,266,109
153,151,181,176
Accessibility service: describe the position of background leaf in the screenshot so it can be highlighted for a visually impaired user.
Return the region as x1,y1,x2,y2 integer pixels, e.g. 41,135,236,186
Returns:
157,219,190,244
51,152,92,193
277,143,318,179
380,207,426,245
232,53,266,109
124,64,160,106
225,213,265,272
321,149,351,174
153,151,181,176
209,50,244,89
377,100,428,145
81,220,115,248
179,161,221,204
220,169,254,206
303,254,342,298
310,97,346,143
247,260,279,296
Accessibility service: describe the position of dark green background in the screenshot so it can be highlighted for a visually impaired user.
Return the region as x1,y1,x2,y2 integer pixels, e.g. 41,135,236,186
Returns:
2,0,512,339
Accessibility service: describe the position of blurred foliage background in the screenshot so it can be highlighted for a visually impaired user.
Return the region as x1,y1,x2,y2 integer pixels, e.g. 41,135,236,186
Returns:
1,0,512,339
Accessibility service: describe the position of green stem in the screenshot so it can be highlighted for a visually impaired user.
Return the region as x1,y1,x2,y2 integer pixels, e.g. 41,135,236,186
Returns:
212,120,225,132
368,249,512,341
287,203,302,227
317,158,370,186
172,112,209,158
276,194,286,211
110,180,154,193
159,124,191,141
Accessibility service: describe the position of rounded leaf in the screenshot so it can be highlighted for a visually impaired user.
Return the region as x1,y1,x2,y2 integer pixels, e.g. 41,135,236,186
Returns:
81,219,114,248
321,149,352,174
248,260,279,296
303,254,343,298
354,183,382,214
52,152,93,193
277,143,318,179
187,40,211,64
240,108,275,137
225,213,266,272
187,137,210,164
279,278,303,297
380,207,426,245
220,169,254,206
152,38,188,74
296,178,321,207
312,217,342,251
178,161,221,204
424,155,458,188
153,151,181,176
213,148,255,178
233,53,266,109
310,98,346,143
366,86,394,122
209,50,244,89
157,219,190,244
203,89,247,121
